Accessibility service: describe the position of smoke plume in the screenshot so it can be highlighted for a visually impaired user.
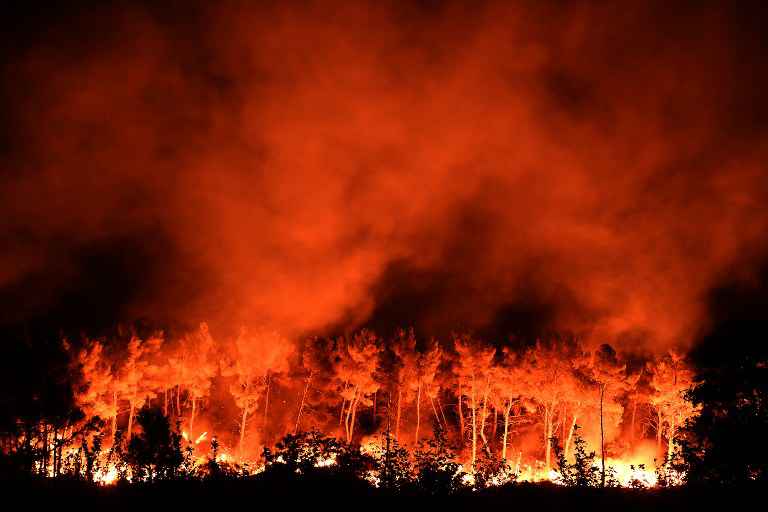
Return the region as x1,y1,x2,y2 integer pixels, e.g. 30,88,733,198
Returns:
2,0,768,351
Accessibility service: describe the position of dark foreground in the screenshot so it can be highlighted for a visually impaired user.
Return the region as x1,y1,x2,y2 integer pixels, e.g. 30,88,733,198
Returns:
3,475,763,511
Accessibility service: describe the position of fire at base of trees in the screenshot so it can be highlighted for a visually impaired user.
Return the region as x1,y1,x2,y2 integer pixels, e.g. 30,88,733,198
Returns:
1,324,766,490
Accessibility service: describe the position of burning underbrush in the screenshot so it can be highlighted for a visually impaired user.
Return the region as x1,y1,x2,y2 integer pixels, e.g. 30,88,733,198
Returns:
1,325,694,492
12,421,680,494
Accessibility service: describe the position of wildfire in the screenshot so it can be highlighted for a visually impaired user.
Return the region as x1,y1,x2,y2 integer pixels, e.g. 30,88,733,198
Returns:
95,465,120,486
7,326,695,490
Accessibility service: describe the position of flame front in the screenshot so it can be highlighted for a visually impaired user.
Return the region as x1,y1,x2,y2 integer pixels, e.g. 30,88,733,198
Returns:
7,326,697,489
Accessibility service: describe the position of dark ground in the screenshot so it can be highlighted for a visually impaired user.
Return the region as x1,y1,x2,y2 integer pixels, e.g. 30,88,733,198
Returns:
2,476,763,511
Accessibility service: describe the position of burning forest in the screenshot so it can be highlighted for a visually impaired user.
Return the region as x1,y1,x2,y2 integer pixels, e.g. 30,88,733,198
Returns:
6,325,697,488
1,0,768,503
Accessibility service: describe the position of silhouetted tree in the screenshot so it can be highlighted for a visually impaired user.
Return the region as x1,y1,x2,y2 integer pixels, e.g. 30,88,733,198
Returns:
677,357,768,484
125,406,184,482
413,427,463,495
554,425,600,487
263,429,341,476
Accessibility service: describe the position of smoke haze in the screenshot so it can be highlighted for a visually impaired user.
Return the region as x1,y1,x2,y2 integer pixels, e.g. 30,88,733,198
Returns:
2,0,768,352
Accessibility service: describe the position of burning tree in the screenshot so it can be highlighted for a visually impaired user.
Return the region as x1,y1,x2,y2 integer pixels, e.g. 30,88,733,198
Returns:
295,336,335,434
648,351,695,461
391,328,418,441
173,323,217,439
68,339,115,434
5,324,712,489
519,341,572,472
113,334,163,443
491,348,529,462
453,334,495,471
334,330,382,444
391,330,442,444
223,327,293,456
581,344,627,487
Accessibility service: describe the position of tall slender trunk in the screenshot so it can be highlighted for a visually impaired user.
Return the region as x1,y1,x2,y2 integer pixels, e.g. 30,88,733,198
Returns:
437,396,449,428
656,409,663,453
667,415,675,462
630,399,637,441
502,400,512,460
458,382,465,445
112,391,118,444
544,405,551,470
239,407,248,456
349,392,359,443
492,407,498,442
190,396,196,437
164,388,168,417
52,427,58,477
396,386,402,440
263,372,271,431
430,394,442,429
565,414,578,458
372,390,376,419
127,400,135,442
470,375,477,471
345,385,358,443
479,380,490,449
339,381,348,426
600,384,606,488
415,381,421,444
42,424,49,476
295,371,313,434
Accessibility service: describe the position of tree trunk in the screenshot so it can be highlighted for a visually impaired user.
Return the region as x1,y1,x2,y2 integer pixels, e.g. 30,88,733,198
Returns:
345,385,358,443
437,396,449,429
493,407,498,443
52,427,58,477
470,375,477,471
430,394,442,429
479,380,490,450
42,424,49,476
164,388,168,417
656,409,663,454
176,385,181,416
190,396,196,437
127,400,135,442
565,414,578,458
239,407,248,456
600,384,606,488
349,392,359,443
264,372,271,432
544,406,551,471
458,382,464,445
396,386,402,440
562,404,566,440
112,391,118,444
630,399,637,441
339,380,348,426
667,415,675,462
415,381,421,444
295,371,313,434
502,400,512,460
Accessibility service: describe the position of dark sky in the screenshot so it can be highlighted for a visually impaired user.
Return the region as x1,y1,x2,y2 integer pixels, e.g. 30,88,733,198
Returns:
1,0,768,363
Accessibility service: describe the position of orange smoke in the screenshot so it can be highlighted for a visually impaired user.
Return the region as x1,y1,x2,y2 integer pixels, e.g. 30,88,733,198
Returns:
1,1,768,351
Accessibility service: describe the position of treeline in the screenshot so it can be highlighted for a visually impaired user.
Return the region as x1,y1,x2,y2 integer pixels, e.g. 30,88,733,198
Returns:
1,324,766,486
0,401,667,493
